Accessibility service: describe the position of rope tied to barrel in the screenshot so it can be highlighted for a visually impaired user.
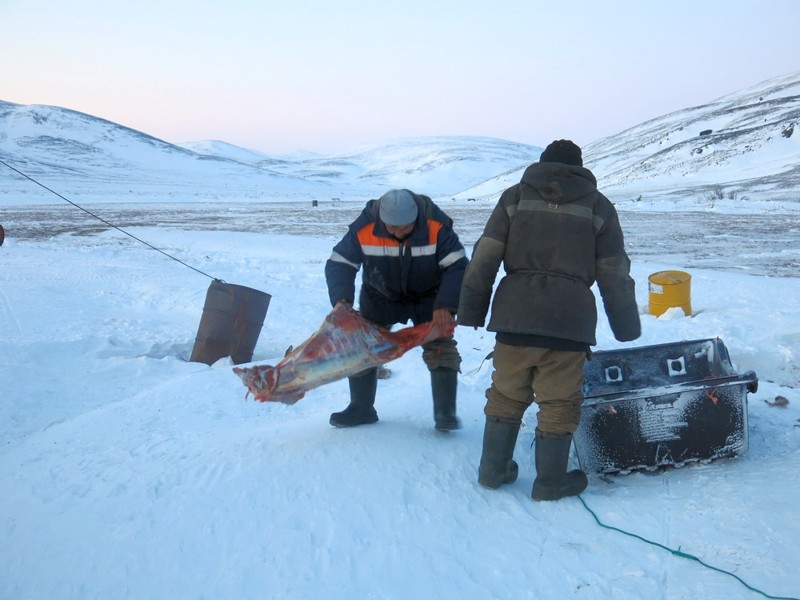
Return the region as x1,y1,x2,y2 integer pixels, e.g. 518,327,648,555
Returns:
0,158,220,282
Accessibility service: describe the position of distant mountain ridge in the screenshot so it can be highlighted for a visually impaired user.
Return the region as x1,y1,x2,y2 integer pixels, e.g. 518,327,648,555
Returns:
0,99,541,202
181,136,544,197
2,70,799,208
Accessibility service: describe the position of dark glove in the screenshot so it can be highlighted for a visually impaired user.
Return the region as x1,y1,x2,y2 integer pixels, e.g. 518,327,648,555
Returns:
608,302,641,342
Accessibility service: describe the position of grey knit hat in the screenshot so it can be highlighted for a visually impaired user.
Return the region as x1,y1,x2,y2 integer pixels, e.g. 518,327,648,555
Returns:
539,140,583,166
379,189,418,226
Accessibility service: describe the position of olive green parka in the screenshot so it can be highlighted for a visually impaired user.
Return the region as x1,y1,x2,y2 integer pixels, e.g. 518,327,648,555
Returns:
457,161,640,346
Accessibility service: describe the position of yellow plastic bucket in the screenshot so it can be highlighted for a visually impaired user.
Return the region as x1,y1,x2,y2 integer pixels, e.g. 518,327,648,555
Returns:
648,270,692,317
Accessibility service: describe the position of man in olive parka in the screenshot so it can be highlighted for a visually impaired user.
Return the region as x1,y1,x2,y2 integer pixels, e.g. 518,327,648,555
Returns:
457,140,640,501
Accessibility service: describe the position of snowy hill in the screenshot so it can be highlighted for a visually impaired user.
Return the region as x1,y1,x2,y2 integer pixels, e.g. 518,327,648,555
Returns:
456,71,800,209
302,136,541,195
0,101,321,203
180,136,541,197
590,71,800,206
178,139,274,163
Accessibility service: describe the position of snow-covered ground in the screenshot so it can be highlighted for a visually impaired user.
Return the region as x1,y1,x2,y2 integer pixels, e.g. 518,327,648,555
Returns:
1,201,798,600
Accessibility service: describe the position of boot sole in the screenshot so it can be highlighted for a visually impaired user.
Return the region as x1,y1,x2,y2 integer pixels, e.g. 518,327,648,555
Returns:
434,422,461,432
532,474,588,501
329,416,379,428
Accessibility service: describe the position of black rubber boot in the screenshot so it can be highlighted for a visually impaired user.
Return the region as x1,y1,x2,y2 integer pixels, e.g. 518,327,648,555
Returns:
329,368,379,427
431,368,461,431
478,417,520,489
532,429,587,501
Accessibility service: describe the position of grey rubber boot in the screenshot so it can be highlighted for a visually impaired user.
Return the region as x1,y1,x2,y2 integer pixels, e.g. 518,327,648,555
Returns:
329,367,379,427
478,417,520,489
431,368,461,431
531,429,588,501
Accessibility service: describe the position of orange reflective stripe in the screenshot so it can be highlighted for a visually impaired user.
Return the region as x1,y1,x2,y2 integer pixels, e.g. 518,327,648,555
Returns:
356,219,443,254
427,219,442,245
357,224,399,249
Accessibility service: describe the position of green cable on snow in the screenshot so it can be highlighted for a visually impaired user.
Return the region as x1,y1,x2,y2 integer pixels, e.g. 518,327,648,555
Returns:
578,495,798,600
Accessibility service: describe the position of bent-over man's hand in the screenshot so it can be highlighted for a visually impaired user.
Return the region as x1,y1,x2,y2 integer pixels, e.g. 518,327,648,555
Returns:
432,308,454,329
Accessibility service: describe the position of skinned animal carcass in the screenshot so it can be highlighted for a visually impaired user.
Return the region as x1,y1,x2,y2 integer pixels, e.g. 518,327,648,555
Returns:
233,303,453,404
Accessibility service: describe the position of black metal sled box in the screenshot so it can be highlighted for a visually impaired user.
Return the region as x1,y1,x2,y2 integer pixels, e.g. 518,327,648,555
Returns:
573,338,758,474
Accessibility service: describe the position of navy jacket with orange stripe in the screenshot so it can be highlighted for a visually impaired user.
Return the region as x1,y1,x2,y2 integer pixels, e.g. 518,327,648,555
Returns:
325,193,468,325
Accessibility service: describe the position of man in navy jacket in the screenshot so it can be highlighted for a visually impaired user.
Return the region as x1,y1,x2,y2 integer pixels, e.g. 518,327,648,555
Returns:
325,189,468,430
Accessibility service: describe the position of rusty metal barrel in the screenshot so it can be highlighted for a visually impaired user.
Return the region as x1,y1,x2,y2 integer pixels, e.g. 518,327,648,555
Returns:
190,280,271,365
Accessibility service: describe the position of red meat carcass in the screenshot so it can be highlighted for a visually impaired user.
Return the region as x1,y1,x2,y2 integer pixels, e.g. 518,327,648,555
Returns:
233,303,453,404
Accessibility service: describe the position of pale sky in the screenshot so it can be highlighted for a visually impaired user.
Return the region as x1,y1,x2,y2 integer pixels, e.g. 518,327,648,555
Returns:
2,0,798,155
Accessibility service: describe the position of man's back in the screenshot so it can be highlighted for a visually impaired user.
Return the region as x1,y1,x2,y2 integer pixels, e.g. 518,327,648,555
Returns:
458,156,640,346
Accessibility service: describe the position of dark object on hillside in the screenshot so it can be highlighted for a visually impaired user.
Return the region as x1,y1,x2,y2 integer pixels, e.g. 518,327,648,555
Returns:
700,129,713,136
782,124,794,138
0,224,4,246
573,338,757,474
